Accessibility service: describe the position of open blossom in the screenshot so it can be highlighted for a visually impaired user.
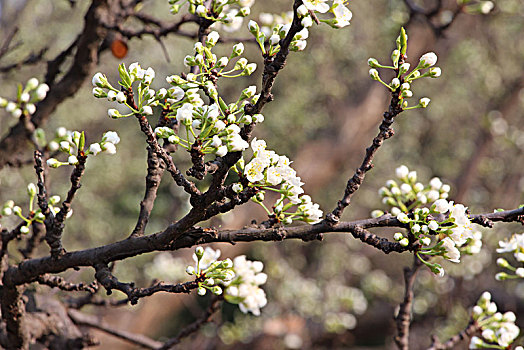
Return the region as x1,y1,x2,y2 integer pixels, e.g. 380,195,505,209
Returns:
497,233,524,262
193,247,221,272
303,0,330,13
441,237,460,263
331,0,352,27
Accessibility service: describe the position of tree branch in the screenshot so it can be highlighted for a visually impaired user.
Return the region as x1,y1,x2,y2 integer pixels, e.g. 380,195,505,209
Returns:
394,256,422,350
3,206,521,288
68,309,162,349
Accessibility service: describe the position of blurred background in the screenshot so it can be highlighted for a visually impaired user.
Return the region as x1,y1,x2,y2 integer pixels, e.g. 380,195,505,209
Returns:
0,0,523,348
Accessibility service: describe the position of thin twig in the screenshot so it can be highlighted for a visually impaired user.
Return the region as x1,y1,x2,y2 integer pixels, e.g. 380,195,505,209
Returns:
159,296,222,349
68,309,162,349
427,319,480,350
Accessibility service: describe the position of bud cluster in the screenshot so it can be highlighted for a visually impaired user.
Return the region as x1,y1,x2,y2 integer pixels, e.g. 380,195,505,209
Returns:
470,291,521,349
368,27,440,110
232,138,323,224
187,247,235,296
0,77,49,119
46,130,120,168
495,232,524,281
1,185,67,233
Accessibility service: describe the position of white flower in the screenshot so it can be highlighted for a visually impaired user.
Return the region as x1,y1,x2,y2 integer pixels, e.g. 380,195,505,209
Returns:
176,103,194,123
428,220,439,231
103,131,120,145
207,31,220,46
294,40,307,51
419,97,431,108
303,0,330,13
232,183,243,193
116,91,126,103
480,1,494,14
427,190,439,202
25,103,36,115
400,183,412,194
216,145,228,157
433,199,450,213
332,0,352,27
92,72,105,87
427,67,441,79
266,166,283,186
107,90,117,101
193,247,221,271
27,77,39,90
419,52,438,68
68,155,79,165
108,109,120,118
395,165,409,179
441,237,460,263
397,213,410,223
301,16,313,27
195,5,206,16
89,143,102,155
429,177,442,190
47,158,60,168
245,159,267,183
35,84,49,100
102,142,116,154
227,133,249,152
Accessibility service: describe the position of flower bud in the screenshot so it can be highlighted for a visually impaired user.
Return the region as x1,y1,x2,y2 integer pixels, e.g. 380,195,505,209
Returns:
369,68,379,80
368,58,379,68
419,97,431,108
27,183,37,197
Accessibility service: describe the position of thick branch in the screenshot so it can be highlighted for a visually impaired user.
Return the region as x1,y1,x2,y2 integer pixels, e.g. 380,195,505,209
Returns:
2,207,522,287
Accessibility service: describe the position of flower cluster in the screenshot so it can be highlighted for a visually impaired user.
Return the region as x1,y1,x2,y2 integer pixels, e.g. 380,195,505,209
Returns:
233,138,323,224
169,0,255,33
0,77,48,118
495,232,524,281
374,165,450,215
1,184,67,233
470,292,521,349
46,130,120,168
186,247,268,316
300,0,352,29
373,165,482,276
249,1,351,56
186,247,235,296
224,255,268,316
368,27,440,110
